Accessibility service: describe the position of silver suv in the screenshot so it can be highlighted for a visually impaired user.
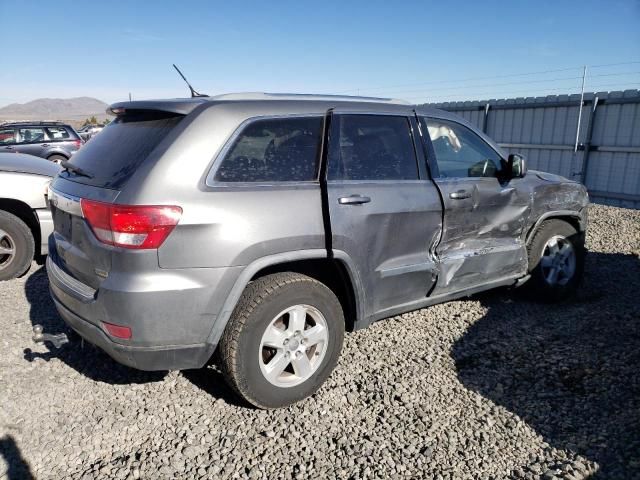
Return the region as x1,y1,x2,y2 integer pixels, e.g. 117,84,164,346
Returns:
46,93,589,408
0,121,82,163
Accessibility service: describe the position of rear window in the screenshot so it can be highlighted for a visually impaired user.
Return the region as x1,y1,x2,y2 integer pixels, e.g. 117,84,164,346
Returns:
63,112,183,189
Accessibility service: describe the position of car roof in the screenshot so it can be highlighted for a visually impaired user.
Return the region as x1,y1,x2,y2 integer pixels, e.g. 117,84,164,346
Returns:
0,152,61,177
108,93,454,118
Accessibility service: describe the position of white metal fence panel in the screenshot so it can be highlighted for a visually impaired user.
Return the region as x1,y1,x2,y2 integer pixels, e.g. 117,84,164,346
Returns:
428,89,640,209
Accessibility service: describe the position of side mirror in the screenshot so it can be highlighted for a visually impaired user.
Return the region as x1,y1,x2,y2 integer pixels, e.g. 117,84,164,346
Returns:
508,153,527,178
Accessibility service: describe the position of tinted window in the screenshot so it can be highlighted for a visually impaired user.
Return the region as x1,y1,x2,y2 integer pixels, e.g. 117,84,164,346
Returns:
214,117,322,182
423,118,505,178
45,126,71,140
63,112,183,188
0,127,15,145
17,127,46,144
328,115,418,181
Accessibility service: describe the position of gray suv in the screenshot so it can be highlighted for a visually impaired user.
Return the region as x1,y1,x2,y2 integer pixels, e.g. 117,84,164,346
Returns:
46,93,588,408
0,121,82,163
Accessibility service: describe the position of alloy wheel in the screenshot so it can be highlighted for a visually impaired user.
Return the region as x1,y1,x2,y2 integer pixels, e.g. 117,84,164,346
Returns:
258,304,329,388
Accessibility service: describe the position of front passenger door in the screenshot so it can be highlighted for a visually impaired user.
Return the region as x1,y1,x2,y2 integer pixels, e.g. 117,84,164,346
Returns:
0,127,17,152
421,117,530,295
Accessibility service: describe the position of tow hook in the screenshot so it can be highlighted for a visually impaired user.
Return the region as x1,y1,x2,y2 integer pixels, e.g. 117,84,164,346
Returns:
32,325,69,349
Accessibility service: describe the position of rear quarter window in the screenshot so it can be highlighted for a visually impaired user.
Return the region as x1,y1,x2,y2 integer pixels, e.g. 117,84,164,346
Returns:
63,112,183,189
213,116,323,183
45,126,72,140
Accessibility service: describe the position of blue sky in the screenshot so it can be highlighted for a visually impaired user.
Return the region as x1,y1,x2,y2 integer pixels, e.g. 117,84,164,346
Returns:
1,0,639,107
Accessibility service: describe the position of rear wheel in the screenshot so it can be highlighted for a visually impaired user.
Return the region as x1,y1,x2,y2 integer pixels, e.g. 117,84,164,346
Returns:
0,211,34,281
526,219,585,301
218,272,345,409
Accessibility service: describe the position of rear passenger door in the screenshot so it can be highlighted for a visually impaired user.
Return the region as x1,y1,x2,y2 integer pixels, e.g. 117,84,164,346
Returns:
326,113,442,320
420,117,529,295
14,127,48,157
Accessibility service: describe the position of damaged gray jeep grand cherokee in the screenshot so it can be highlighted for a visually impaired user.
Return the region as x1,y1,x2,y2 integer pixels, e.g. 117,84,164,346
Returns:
46,93,588,408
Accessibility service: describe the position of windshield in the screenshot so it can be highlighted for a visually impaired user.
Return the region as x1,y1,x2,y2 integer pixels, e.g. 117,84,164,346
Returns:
61,111,183,189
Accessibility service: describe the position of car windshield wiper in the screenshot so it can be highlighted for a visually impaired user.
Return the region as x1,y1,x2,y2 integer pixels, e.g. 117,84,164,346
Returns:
61,160,94,179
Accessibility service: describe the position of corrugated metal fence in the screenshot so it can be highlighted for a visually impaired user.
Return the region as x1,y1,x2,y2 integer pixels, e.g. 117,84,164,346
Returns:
428,89,640,209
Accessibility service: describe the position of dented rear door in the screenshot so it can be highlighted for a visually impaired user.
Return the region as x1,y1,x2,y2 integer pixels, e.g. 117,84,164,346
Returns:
421,117,529,295
326,113,442,319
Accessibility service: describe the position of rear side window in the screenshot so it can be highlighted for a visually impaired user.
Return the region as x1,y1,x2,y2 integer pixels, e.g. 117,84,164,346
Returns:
45,126,71,140
328,115,419,181
214,116,323,182
17,127,46,143
64,112,183,188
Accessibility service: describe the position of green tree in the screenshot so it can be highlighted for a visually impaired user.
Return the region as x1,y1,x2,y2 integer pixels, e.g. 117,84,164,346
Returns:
89,116,98,124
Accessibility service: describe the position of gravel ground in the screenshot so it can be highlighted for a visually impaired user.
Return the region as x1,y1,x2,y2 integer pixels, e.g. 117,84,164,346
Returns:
1,204,639,480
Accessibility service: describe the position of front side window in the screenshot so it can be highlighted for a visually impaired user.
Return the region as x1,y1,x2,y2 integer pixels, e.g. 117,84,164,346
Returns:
328,115,419,181
0,127,15,144
45,126,71,140
17,127,46,144
422,118,505,178
214,116,323,183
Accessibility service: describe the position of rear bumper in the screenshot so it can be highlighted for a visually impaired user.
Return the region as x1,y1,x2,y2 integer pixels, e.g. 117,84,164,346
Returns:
46,245,241,371
52,294,214,370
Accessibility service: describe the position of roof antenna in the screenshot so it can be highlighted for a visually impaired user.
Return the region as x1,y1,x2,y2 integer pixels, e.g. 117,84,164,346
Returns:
172,64,208,98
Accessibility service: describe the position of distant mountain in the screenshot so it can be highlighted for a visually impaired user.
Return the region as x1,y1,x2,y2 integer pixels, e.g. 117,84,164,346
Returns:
0,97,110,122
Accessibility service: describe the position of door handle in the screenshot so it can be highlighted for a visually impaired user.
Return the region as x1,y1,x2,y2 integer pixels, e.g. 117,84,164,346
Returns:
3,146,14,149
338,194,371,205
40,144,49,147
449,190,471,200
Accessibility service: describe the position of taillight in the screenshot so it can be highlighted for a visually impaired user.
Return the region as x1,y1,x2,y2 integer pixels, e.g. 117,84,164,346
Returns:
73,139,82,148
80,199,182,249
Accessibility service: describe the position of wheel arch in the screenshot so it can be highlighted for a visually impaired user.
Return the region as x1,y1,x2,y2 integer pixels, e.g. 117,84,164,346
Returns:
205,250,365,349
0,198,40,258
525,210,585,246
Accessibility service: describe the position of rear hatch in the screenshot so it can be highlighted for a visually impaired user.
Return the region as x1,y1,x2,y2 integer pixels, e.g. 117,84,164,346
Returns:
49,110,184,289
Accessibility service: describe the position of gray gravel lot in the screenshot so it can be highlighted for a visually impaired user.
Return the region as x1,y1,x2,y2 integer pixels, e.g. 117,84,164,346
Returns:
1,204,639,480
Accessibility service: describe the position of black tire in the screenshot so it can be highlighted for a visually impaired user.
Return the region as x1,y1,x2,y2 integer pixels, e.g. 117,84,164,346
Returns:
48,155,67,164
0,210,34,281
218,272,345,409
526,219,585,301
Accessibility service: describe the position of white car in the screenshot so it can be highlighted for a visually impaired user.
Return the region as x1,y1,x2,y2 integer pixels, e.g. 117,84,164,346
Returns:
0,152,60,280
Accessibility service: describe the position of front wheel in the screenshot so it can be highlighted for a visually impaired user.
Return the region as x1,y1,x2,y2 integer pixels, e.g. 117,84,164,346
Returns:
218,272,345,409
526,219,585,301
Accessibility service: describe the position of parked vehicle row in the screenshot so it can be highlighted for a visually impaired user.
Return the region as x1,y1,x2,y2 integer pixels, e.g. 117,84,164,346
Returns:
0,121,82,163
43,93,589,408
76,124,104,142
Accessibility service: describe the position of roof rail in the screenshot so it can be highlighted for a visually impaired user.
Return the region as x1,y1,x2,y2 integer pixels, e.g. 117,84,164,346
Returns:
209,92,411,105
